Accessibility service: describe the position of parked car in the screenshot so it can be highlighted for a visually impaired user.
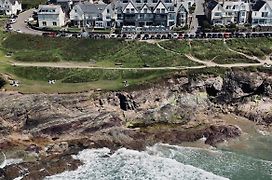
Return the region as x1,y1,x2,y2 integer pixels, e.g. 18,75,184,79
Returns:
9,18,16,24
172,33,178,39
15,29,22,33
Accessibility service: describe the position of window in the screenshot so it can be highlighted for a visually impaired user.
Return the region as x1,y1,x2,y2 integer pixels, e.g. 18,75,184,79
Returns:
226,6,231,9
136,0,141,3
153,0,158,3
214,12,221,16
126,8,129,13
143,0,147,3
168,6,174,11
42,21,46,26
107,9,110,13
262,12,268,17
161,8,165,13
241,11,245,16
131,8,134,13
53,22,57,26
144,8,147,13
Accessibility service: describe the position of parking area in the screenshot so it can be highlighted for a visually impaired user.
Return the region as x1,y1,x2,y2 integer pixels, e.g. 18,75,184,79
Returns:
39,30,272,41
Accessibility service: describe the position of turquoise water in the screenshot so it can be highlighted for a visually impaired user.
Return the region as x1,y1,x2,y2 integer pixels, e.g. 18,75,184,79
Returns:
147,143,272,180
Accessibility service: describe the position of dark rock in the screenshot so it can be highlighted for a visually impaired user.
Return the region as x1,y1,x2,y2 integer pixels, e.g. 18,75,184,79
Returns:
116,92,137,111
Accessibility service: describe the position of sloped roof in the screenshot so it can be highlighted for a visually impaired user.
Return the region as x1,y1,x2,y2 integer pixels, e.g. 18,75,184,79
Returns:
77,2,107,14
252,0,266,11
206,0,218,11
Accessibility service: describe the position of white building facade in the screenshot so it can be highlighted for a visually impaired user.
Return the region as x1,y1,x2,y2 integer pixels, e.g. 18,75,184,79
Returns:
0,0,22,16
37,5,66,27
251,0,272,26
205,0,250,25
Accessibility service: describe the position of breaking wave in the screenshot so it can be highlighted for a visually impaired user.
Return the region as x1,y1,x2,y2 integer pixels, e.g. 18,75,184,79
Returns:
45,147,228,180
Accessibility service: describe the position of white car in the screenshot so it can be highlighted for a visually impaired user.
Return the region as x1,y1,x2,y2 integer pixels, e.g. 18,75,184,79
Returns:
16,29,22,33
9,19,16,24
172,33,179,39
65,34,73,38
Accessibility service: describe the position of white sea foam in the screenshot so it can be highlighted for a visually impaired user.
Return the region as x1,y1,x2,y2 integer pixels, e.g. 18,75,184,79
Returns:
45,147,228,180
5,158,23,166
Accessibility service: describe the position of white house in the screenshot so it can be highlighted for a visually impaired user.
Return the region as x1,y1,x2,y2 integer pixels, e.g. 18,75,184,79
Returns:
251,0,272,26
69,1,113,28
0,0,22,16
205,0,250,25
37,5,66,27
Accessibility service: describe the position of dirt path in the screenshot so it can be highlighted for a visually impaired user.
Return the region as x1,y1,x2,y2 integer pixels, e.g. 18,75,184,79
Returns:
11,60,265,70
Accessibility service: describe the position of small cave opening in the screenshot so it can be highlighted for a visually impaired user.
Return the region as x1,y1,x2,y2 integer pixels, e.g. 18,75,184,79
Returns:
117,94,127,111
241,83,253,94
206,86,219,97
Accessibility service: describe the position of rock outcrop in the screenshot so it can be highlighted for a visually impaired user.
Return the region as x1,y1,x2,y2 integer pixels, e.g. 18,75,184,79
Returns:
0,69,272,179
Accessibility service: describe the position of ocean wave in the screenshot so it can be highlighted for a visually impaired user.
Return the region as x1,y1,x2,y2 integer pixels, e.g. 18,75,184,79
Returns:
146,144,272,180
45,147,228,180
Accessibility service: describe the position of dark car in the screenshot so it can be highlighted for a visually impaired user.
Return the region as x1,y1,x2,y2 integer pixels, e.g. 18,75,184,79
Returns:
212,34,218,38
184,34,189,39
218,33,223,38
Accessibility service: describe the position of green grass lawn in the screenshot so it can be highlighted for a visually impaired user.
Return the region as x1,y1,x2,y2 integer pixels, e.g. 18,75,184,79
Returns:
159,39,258,64
2,34,200,67
190,40,255,64
226,38,272,59
3,65,176,93
159,40,190,54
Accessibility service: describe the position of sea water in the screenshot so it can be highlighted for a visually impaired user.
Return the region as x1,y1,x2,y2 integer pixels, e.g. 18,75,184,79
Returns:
45,130,272,180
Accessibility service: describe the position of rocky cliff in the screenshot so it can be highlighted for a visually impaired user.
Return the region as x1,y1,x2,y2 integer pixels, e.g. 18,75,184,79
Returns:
0,69,271,180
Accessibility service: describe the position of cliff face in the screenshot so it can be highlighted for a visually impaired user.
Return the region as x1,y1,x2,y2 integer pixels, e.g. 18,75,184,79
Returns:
0,69,271,179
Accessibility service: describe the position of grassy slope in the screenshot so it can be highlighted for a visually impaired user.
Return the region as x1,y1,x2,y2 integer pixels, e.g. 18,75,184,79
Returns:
1,30,271,93
159,40,258,64
226,38,272,59
2,34,200,67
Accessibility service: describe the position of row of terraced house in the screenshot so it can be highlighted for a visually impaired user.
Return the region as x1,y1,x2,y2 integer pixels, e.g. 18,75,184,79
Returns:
38,0,195,29
205,0,272,27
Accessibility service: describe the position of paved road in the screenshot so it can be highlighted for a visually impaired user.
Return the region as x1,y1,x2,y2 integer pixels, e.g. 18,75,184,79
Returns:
189,0,205,34
11,9,43,35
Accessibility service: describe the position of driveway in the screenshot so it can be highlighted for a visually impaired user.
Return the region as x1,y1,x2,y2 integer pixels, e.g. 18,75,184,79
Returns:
11,9,43,35
189,0,205,34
